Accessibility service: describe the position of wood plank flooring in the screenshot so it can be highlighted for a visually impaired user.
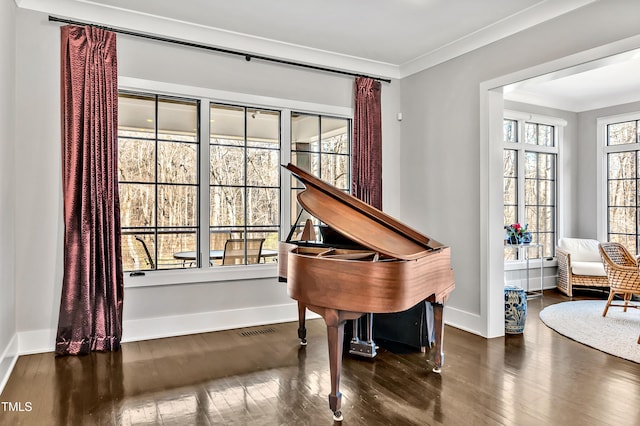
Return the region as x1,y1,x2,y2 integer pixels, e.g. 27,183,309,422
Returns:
1,290,639,425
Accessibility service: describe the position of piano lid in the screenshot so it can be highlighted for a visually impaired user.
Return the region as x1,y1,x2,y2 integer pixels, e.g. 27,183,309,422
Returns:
285,163,446,261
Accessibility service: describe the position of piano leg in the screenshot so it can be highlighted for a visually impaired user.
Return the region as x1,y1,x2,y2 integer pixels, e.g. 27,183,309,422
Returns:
325,309,346,421
432,302,445,373
305,304,363,421
297,302,307,345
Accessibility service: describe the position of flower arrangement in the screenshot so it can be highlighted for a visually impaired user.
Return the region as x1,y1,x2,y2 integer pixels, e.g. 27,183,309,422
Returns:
505,223,531,244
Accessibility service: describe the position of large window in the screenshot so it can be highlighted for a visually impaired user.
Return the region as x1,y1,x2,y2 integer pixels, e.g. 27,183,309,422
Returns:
503,114,558,260
118,90,350,273
602,115,640,255
118,93,200,272
209,104,281,264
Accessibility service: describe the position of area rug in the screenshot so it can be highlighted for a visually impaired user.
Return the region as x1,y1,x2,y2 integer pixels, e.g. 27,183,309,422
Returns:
539,300,640,363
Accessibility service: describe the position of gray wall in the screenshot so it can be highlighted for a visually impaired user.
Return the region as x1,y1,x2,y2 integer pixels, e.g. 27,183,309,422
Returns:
399,0,640,326
12,9,403,352
0,0,17,387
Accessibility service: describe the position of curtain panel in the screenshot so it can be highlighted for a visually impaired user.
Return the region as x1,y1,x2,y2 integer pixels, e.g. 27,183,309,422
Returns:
352,77,382,210
57,25,123,356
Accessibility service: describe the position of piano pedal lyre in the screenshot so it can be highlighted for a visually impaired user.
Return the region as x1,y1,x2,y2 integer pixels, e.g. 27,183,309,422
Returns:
348,313,378,358
348,254,380,357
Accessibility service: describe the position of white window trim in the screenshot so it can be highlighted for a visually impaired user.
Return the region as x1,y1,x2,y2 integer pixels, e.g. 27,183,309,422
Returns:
119,77,352,287
503,110,565,268
596,111,640,242
124,263,278,288
119,77,352,117
504,110,568,127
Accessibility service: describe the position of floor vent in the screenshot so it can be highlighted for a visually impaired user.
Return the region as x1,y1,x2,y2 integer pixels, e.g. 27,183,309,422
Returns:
240,327,276,337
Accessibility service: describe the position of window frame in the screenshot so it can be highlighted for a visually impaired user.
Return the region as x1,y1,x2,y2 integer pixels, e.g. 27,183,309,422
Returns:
118,92,202,273
208,102,283,266
503,110,563,266
119,77,353,288
597,111,640,251
289,112,352,234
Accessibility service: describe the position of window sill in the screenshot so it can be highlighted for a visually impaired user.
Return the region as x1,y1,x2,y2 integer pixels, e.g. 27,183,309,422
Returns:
123,263,278,288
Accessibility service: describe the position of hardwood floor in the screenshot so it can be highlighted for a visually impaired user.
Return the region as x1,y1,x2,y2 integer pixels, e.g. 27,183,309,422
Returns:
1,290,639,425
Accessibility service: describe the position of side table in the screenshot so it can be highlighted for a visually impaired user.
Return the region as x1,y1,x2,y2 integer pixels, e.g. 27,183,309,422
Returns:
505,243,544,299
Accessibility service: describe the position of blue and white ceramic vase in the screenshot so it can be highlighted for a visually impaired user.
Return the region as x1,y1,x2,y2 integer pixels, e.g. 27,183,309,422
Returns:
504,285,527,334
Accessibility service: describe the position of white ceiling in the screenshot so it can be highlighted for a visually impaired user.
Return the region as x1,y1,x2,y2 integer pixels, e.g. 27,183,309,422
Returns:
19,0,640,111
504,48,640,112
67,0,565,66
20,0,596,78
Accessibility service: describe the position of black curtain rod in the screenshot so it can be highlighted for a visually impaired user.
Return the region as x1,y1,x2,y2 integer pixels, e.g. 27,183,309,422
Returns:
48,15,392,84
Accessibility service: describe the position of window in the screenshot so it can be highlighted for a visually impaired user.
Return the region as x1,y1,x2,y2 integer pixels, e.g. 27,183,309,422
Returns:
118,89,351,273
290,113,351,232
209,104,281,264
503,113,559,260
600,115,640,255
118,93,200,272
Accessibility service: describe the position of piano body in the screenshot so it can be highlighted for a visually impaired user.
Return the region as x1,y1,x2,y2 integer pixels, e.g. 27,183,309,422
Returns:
279,163,455,421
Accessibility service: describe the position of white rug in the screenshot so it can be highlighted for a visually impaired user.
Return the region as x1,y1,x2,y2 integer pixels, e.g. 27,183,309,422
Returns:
539,300,640,363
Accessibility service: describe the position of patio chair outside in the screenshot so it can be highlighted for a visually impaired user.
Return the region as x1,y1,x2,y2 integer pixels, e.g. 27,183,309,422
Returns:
222,238,265,265
134,236,155,269
132,235,186,270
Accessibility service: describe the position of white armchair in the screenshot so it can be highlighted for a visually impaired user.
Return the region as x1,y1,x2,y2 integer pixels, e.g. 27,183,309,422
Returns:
556,238,609,297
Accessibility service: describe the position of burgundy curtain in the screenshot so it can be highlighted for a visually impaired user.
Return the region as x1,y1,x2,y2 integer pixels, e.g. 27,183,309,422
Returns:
56,25,123,356
352,77,382,210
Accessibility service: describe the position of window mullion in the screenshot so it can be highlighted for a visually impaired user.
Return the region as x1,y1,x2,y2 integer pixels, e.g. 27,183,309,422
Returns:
244,107,249,264
154,95,160,269
517,119,526,226
281,110,292,234
200,100,210,268
317,116,322,178
634,151,640,253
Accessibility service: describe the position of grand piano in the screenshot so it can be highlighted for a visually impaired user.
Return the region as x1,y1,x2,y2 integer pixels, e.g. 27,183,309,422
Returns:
278,163,455,421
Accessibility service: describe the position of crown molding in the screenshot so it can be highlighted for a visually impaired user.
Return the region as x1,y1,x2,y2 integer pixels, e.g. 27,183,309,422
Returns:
17,0,401,80
18,0,596,81
398,0,597,78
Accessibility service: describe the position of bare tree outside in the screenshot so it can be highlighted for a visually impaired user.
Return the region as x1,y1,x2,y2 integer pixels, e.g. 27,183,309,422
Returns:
606,120,640,255
209,104,280,262
290,113,350,235
118,94,351,271
118,93,199,271
503,118,557,260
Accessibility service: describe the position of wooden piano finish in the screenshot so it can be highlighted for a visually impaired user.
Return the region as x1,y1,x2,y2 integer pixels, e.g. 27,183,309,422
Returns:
280,164,455,421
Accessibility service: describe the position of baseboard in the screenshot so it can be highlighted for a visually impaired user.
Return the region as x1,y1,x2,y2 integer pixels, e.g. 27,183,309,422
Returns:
14,304,478,356
122,304,488,344
444,305,483,336
18,329,56,355
16,303,320,354
121,302,318,343
0,334,19,395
